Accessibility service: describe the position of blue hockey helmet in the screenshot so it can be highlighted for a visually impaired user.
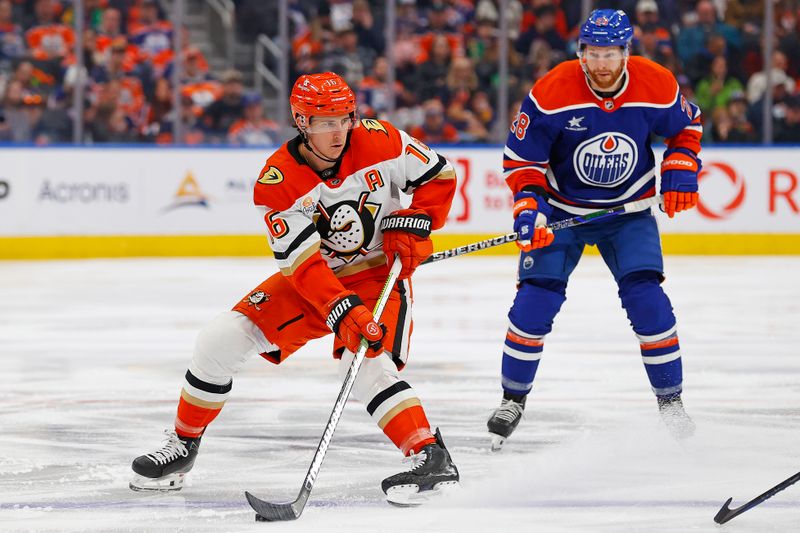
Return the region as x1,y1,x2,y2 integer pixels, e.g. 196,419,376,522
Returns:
578,9,633,48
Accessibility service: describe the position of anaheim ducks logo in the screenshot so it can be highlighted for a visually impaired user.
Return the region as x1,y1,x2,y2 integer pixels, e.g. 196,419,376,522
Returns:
573,132,637,187
361,119,388,136
258,166,284,185
313,191,381,262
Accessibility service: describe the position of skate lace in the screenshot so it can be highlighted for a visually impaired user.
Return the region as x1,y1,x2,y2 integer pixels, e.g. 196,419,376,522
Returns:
145,430,189,465
401,449,429,472
493,400,524,423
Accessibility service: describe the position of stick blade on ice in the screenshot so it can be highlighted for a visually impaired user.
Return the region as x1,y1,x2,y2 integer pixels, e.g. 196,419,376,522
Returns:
713,497,735,524
245,491,301,522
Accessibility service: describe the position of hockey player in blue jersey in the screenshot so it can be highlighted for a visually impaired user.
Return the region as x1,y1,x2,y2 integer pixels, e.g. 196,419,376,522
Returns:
487,9,702,450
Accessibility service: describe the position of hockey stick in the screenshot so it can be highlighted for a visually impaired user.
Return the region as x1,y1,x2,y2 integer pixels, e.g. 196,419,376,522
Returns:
245,256,403,522
714,470,800,524
421,195,663,265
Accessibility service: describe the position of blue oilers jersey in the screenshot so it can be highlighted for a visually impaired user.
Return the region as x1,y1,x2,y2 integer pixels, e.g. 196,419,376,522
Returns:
504,56,702,215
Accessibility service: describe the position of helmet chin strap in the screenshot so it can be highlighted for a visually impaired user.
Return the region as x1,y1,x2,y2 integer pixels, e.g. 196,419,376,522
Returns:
301,132,340,164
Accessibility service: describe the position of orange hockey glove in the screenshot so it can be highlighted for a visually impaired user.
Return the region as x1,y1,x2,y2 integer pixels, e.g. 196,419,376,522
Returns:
660,148,701,218
380,209,433,280
325,292,386,358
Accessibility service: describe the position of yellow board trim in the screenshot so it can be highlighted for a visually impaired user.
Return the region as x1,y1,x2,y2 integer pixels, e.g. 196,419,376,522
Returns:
1,233,800,260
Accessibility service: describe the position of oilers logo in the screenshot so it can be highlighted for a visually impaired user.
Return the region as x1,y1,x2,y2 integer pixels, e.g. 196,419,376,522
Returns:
314,191,381,263
573,132,637,187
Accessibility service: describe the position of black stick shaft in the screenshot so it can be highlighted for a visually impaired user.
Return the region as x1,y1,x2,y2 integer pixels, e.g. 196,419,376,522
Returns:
714,471,800,524
421,196,661,265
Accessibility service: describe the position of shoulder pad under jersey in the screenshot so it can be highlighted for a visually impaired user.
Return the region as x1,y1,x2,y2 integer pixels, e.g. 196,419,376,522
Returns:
348,118,404,164
254,144,318,211
530,60,591,113
622,56,680,107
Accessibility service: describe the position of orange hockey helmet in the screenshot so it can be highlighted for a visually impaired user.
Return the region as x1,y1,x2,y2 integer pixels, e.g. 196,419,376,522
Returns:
290,72,357,133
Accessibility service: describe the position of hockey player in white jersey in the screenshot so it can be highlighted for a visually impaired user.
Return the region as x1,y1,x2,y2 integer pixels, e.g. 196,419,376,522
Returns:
130,72,459,505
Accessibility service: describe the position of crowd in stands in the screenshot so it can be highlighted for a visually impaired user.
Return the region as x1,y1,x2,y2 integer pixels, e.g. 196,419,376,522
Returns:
0,0,280,144
2,0,799,145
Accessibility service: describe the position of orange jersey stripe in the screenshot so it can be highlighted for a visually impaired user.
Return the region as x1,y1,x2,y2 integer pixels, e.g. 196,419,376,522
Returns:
506,330,543,347
640,336,679,350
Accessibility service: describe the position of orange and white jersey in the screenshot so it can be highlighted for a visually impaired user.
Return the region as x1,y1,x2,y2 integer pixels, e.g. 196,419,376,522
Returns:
254,119,456,283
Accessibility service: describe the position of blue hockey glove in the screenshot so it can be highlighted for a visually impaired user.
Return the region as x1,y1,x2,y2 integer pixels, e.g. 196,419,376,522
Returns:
660,148,701,218
513,190,554,252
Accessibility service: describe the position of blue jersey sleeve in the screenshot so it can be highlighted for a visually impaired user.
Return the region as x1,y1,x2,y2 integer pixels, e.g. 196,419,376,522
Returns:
504,96,560,193
651,90,703,150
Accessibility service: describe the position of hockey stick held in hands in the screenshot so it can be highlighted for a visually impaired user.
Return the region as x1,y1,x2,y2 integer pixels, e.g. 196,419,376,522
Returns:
421,195,663,265
245,256,403,522
714,470,800,524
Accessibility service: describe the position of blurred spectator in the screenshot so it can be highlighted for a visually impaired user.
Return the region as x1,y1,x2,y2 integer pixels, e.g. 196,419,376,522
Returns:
227,92,281,146
351,0,384,56
202,68,245,142
746,50,795,104
96,105,138,143
358,56,414,118
91,40,146,126
154,92,205,144
0,0,26,68
175,48,220,109
632,0,674,58
694,56,743,115
468,14,509,94
25,0,75,63
519,0,570,42
683,32,732,86
157,26,208,82
676,0,741,65
141,77,172,141
475,0,523,40
468,89,495,134
319,24,375,89
446,56,479,99
128,0,173,61
711,89,757,143
33,88,73,144
747,78,791,134
409,98,459,143
13,60,50,94
774,94,800,143
416,1,463,63
95,7,124,53
414,34,452,103
0,78,44,141
634,22,676,69
524,39,558,85
445,88,490,142
515,4,567,57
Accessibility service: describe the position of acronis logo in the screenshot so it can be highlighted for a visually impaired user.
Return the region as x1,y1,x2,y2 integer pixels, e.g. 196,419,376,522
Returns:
573,132,637,187
162,171,210,212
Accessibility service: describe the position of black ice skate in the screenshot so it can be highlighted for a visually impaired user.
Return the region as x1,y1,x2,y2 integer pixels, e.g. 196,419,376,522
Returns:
487,393,527,451
381,429,460,506
658,394,696,440
130,429,201,492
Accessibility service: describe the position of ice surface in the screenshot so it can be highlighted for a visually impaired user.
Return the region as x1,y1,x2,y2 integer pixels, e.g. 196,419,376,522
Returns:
1,255,799,532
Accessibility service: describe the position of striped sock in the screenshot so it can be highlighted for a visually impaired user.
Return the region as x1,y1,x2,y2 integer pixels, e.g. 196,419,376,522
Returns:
174,369,232,438
366,381,435,455
501,323,544,395
638,326,683,397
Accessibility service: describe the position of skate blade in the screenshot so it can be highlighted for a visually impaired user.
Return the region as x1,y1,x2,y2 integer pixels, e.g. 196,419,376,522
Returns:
129,472,185,492
490,433,506,452
386,481,460,507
